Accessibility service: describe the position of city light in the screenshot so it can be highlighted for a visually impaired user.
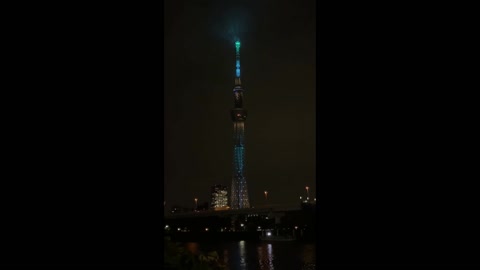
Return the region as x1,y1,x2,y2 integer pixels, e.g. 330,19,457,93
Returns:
267,232,272,236
165,225,169,229
205,228,209,231
240,223,244,227
211,185,228,210
295,226,298,230
177,228,181,231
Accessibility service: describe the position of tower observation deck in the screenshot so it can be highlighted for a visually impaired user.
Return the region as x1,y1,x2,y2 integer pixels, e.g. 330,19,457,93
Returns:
230,41,250,209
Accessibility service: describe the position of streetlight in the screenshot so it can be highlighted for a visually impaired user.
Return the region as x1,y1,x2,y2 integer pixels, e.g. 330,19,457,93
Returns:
305,186,310,201
194,198,198,211
264,191,268,201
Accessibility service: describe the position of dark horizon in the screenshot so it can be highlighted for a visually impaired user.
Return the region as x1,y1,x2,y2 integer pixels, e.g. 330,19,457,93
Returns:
164,0,316,208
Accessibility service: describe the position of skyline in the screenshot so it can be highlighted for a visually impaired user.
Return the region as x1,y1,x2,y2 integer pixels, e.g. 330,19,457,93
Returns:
164,0,315,208
165,184,316,209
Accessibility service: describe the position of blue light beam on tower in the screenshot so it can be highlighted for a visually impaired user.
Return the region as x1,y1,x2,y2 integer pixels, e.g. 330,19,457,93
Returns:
234,41,241,81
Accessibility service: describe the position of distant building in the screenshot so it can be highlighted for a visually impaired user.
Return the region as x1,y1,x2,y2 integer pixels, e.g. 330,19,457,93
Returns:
211,185,229,210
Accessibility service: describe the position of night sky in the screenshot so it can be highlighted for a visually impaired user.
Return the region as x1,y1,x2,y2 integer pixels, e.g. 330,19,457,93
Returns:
164,0,315,208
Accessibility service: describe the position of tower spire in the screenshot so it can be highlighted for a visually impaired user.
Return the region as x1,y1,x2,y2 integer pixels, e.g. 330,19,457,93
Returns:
235,40,241,86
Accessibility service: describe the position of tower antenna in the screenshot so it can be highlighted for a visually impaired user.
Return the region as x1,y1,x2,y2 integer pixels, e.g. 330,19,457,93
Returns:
234,40,241,86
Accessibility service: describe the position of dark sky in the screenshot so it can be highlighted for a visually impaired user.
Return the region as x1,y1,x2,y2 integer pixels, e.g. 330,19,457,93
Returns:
164,0,316,208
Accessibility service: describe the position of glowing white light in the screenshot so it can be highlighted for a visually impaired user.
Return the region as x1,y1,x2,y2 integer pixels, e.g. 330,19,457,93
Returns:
267,232,272,236
240,223,244,227
205,228,209,231
258,226,261,229
165,225,169,229
177,228,181,231
295,226,298,229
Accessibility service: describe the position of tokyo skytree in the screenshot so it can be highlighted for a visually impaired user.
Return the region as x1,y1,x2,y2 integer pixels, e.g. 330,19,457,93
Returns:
230,40,250,209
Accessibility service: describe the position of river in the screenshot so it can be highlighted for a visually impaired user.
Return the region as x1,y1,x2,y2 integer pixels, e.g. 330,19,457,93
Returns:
184,240,316,270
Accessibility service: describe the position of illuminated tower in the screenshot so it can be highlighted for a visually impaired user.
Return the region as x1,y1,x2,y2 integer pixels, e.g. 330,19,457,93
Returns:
230,40,250,209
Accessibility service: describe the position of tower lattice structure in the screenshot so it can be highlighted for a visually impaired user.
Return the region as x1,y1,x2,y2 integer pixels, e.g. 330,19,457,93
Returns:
230,41,250,209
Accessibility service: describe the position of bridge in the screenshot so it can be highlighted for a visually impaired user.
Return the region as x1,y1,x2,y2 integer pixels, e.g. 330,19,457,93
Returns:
164,203,316,231
164,203,316,242
165,204,302,219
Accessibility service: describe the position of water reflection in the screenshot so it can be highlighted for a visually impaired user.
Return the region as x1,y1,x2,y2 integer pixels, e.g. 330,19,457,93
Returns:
184,241,315,270
185,242,199,255
238,240,247,270
224,249,229,265
302,244,315,264
301,245,316,270
257,243,274,270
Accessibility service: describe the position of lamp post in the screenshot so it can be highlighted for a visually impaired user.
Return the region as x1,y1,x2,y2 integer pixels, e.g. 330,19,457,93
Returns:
305,186,310,202
264,191,268,201
194,198,198,211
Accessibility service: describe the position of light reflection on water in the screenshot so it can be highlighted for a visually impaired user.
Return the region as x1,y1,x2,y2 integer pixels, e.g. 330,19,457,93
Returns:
185,242,199,255
257,243,274,270
185,241,315,270
239,240,246,270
